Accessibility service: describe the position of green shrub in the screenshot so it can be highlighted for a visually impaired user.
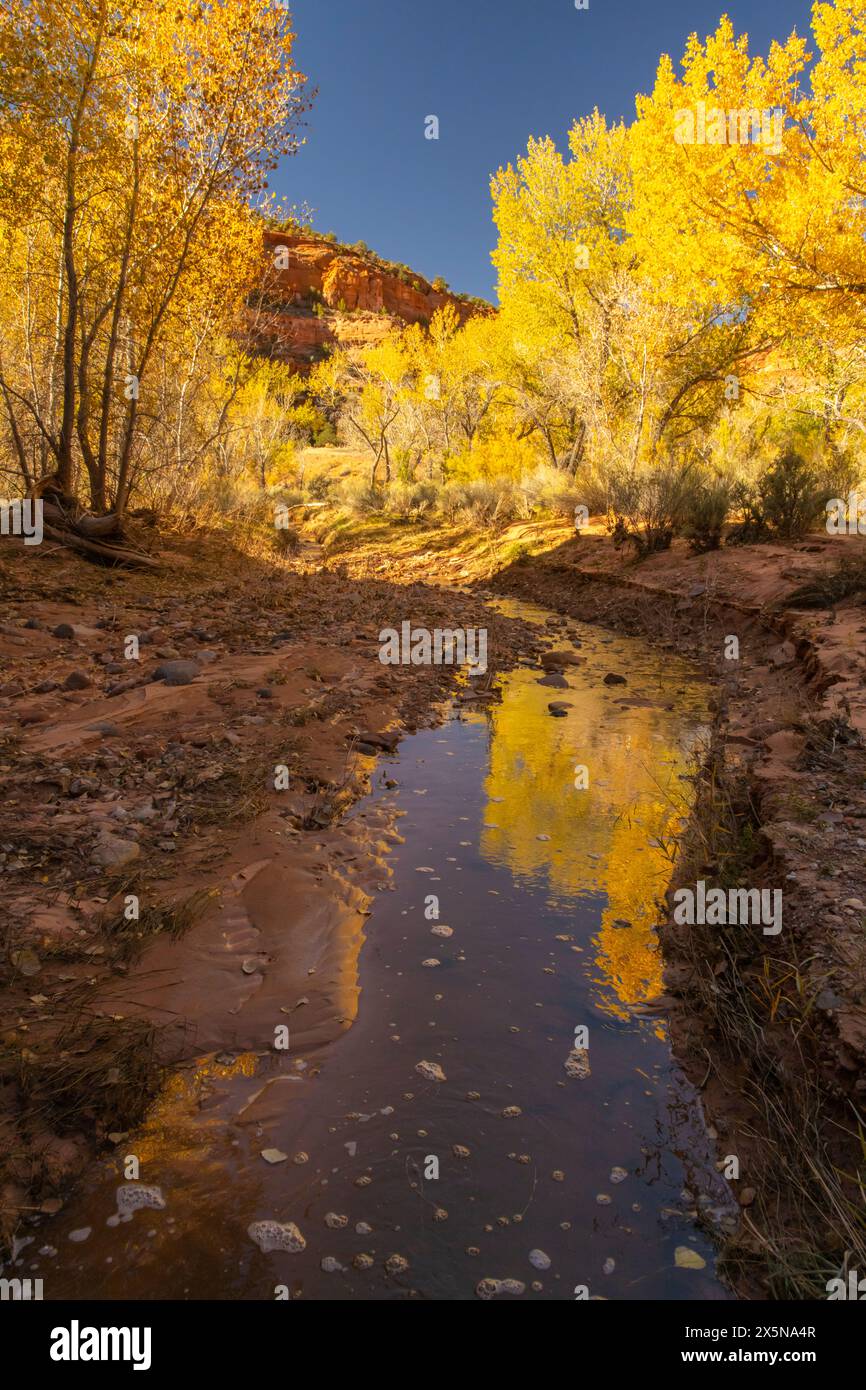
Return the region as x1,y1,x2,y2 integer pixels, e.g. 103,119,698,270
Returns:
682,475,734,553
306,473,333,500
728,449,827,544
759,449,827,539
781,553,866,608
341,480,385,516
313,423,338,447
502,540,531,565
437,477,525,527
273,525,300,555
522,464,584,519
386,480,437,520
606,463,691,557
725,480,773,545
272,486,304,509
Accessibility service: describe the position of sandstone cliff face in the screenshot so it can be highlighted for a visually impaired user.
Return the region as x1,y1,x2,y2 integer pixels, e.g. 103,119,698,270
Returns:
246,231,488,371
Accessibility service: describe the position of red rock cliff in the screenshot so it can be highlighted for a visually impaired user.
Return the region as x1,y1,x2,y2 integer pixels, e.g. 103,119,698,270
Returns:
246,231,490,371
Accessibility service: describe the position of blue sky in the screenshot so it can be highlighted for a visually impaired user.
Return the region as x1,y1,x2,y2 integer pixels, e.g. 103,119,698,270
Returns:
279,1,814,301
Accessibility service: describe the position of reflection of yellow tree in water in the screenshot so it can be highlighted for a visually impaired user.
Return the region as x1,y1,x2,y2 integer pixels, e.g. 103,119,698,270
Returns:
476,660,706,1021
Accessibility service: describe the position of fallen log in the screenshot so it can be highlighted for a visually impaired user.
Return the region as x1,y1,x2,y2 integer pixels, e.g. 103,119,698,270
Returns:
75,513,124,539
41,520,161,569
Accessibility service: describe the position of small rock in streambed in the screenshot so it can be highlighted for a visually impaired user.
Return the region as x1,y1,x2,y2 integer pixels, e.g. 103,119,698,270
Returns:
547,701,571,717
564,1048,591,1079
603,672,627,686
415,1060,446,1083
384,1254,410,1276
91,835,140,869
540,650,580,669
529,1249,551,1271
63,669,92,691
152,659,201,686
260,1149,288,1165
355,729,399,752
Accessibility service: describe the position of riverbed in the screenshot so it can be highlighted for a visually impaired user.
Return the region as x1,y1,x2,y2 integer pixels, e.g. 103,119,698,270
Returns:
31,600,736,1301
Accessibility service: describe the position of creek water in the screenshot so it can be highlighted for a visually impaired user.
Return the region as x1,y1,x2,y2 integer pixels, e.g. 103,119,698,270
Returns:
33,599,736,1301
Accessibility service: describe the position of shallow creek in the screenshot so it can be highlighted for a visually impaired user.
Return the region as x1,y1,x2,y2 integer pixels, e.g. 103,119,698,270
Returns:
34,599,736,1301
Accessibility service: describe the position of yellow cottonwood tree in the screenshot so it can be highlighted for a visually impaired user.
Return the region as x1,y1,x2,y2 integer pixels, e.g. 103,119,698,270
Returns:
0,0,310,517
631,6,866,341
491,112,758,477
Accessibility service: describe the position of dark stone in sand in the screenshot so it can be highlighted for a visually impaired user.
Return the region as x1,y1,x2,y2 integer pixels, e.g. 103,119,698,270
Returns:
547,701,572,717
355,730,399,751
152,659,201,686
17,705,49,725
63,670,92,691
540,650,581,669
